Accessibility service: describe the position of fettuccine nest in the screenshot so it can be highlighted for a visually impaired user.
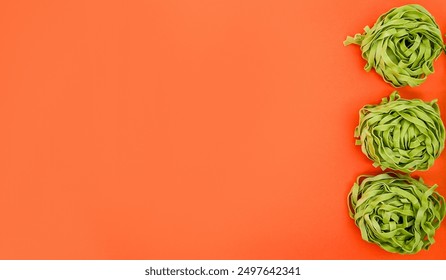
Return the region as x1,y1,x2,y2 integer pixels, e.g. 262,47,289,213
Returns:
344,4,444,87
355,91,445,172
348,172,445,254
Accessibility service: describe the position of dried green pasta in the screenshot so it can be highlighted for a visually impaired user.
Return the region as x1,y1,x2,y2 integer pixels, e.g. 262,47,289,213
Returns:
344,4,444,87
348,172,445,254
355,91,445,172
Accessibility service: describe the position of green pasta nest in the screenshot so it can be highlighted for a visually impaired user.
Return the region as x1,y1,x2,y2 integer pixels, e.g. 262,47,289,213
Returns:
344,4,444,87
355,91,445,172
348,172,445,254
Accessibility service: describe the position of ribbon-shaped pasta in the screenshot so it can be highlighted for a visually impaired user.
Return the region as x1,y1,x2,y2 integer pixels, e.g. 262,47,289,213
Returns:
344,4,444,87
348,172,445,254
355,91,445,172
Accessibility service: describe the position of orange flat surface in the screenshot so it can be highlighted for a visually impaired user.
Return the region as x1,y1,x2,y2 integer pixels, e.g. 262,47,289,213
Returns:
1,0,446,259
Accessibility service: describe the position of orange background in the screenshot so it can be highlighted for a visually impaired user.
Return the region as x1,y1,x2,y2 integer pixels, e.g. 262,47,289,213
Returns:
1,0,446,259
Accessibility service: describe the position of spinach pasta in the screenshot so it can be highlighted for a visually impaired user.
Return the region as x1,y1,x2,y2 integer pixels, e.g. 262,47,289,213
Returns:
344,4,444,87
348,172,445,254
355,91,445,172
